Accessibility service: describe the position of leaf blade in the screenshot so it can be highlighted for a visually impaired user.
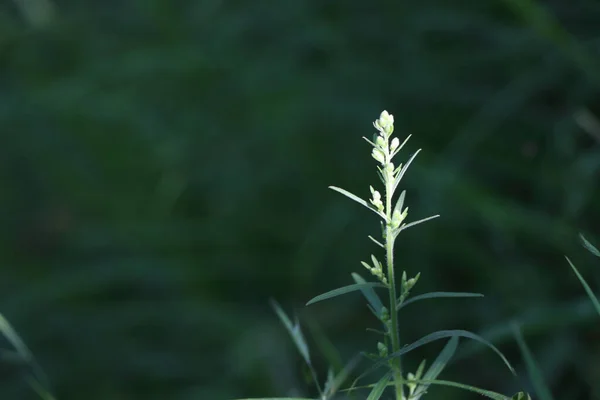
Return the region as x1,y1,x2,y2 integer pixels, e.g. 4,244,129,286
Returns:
307,282,386,306
388,330,515,375
329,186,385,220
565,256,600,317
580,234,600,257
366,373,391,400
270,300,311,366
512,323,554,400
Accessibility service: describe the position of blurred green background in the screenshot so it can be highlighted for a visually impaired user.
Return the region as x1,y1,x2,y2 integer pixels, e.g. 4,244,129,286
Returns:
1,0,600,399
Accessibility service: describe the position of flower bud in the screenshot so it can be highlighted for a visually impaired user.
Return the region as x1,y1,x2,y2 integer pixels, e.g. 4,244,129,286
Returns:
377,110,394,136
371,148,385,164
390,137,400,152
377,342,388,357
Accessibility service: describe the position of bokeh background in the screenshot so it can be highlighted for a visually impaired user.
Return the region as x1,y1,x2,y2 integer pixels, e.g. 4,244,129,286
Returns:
1,0,600,399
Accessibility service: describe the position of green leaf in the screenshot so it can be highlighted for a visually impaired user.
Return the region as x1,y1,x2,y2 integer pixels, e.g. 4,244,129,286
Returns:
306,282,386,306
329,186,385,220
354,330,514,389
346,378,511,400
512,323,554,400
398,292,484,309
411,336,459,400
270,300,312,366
398,215,440,233
351,273,385,317
565,257,600,317
580,234,600,257
403,378,511,400
393,190,406,216
0,314,33,362
0,314,51,393
393,149,421,193
366,373,391,400
388,330,515,375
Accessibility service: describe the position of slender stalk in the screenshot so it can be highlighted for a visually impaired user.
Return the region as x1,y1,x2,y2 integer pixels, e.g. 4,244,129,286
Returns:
385,156,403,400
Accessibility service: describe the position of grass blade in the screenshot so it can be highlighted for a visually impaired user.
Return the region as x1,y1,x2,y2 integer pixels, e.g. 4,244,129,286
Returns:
398,292,484,309
0,314,51,393
512,323,554,400
306,282,386,306
0,314,33,362
580,234,600,257
270,300,323,396
565,256,600,317
270,301,311,365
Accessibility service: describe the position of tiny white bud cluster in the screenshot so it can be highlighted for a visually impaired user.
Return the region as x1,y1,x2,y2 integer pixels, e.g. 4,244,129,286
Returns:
361,254,388,285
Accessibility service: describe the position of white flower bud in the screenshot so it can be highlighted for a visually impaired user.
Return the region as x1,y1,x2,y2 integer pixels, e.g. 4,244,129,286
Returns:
377,110,394,136
371,148,385,164
390,137,400,152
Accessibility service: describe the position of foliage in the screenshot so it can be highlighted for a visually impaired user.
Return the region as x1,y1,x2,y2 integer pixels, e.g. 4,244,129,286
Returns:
0,0,599,399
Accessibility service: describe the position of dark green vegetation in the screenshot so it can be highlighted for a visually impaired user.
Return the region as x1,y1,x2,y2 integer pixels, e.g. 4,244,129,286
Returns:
0,0,599,399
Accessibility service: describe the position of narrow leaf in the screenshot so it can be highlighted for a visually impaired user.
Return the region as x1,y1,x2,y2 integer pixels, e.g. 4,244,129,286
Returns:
398,292,484,309
512,323,554,400
0,314,50,390
351,273,385,317
355,329,514,388
388,330,515,375
580,234,600,257
270,300,311,365
399,215,440,233
412,337,459,400
393,190,406,216
0,314,33,362
368,235,384,248
366,373,391,400
402,378,510,400
393,149,421,193
346,378,511,400
565,257,600,317
306,282,386,306
329,186,386,220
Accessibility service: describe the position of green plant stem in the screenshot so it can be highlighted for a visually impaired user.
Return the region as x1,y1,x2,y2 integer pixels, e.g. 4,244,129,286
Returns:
385,160,403,400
